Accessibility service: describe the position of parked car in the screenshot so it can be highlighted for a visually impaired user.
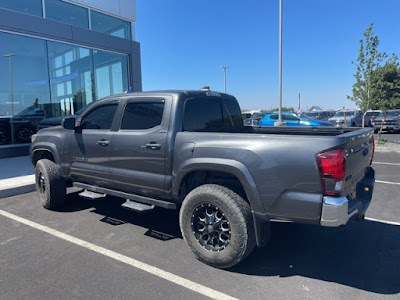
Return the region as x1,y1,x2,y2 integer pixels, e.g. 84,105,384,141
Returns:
243,112,266,126
37,102,95,131
259,112,333,126
303,110,336,121
372,109,400,133
0,105,46,145
363,110,381,127
328,110,363,127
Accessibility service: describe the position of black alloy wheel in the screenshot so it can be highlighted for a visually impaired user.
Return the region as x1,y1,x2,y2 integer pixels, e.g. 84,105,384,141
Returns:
191,203,231,252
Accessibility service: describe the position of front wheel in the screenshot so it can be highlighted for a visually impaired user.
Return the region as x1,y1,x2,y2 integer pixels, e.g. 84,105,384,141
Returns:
35,159,66,209
179,184,255,269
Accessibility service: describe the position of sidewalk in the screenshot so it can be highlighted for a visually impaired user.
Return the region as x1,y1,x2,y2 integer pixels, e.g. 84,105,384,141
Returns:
0,156,35,198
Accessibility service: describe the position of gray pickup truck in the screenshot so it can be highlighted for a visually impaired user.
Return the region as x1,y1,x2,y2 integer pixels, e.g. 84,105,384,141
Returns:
30,90,375,268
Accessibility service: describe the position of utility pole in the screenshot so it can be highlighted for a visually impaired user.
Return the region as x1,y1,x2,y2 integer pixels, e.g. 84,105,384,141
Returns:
274,0,285,126
4,53,16,144
298,93,301,112
221,66,229,93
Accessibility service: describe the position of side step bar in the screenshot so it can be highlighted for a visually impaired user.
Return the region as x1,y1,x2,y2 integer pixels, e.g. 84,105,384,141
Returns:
73,182,176,210
122,199,155,212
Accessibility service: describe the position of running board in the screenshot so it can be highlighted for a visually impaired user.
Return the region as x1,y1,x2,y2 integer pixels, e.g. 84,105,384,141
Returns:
73,182,176,210
122,199,155,212
79,189,106,199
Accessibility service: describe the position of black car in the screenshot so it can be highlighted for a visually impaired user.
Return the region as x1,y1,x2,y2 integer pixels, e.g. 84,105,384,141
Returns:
37,102,95,131
0,105,45,145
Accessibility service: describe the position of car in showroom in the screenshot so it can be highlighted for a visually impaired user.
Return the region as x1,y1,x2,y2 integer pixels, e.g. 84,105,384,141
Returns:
259,112,333,126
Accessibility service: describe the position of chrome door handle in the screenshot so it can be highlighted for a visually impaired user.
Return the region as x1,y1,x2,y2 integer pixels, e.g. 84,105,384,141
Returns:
97,139,109,146
145,143,161,150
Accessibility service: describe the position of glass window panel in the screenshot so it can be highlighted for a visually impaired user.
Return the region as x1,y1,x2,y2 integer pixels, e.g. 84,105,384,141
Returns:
47,41,94,117
81,103,118,130
90,10,131,40
45,0,89,29
121,102,164,130
79,48,89,58
183,98,223,131
0,32,51,144
0,0,42,17
93,50,128,99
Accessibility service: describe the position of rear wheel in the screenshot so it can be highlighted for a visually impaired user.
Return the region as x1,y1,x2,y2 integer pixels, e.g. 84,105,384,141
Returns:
179,184,255,269
35,159,66,209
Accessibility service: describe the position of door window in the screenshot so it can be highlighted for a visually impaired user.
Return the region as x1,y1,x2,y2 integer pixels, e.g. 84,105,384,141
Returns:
81,103,118,130
121,102,165,130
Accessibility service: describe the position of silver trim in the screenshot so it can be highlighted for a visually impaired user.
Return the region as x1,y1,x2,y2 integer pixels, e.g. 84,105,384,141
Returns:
320,196,358,227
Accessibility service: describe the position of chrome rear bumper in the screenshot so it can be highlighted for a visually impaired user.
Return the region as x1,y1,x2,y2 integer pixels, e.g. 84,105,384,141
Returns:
320,196,358,227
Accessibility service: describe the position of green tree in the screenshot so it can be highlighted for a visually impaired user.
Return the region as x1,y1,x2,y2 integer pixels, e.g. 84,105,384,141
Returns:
370,55,400,140
348,23,387,124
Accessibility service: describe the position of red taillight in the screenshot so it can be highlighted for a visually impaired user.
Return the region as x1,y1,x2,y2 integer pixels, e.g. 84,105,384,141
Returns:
370,135,375,165
317,149,347,196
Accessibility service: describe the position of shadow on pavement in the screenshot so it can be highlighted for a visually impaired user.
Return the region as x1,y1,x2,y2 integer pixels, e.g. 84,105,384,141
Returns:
59,190,399,294
58,190,182,240
232,221,400,295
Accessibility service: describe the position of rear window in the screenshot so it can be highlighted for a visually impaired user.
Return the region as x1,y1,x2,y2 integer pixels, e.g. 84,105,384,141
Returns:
183,97,243,131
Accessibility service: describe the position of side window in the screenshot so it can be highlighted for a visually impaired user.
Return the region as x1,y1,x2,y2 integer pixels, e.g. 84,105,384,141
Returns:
269,114,278,120
221,99,244,128
183,98,223,131
81,103,118,130
285,114,300,121
121,102,165,130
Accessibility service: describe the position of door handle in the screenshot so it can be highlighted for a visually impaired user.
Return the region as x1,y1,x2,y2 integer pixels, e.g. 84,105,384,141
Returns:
145,143,161,150
97,139,110,146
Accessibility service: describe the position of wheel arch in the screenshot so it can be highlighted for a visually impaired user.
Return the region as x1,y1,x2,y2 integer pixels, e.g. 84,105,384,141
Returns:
31,144,60,166
173,158,265,214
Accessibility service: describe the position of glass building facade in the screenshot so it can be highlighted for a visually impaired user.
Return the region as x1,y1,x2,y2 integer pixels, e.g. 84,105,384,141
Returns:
0,0,140,147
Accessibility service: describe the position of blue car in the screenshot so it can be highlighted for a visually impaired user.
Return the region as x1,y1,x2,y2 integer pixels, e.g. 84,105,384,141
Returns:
259,112,333,126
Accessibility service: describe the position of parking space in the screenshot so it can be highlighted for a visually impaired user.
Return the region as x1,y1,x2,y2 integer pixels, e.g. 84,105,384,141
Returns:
0,152,399,300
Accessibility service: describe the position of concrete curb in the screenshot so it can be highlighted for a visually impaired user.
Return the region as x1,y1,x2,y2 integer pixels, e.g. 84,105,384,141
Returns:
0,175,35,198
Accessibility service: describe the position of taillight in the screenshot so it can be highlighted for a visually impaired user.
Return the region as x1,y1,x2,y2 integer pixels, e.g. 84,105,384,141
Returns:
317,149,347,196
370,135,375,165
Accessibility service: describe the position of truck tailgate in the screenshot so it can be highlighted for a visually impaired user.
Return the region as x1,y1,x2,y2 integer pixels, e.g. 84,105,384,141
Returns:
340,129,374,196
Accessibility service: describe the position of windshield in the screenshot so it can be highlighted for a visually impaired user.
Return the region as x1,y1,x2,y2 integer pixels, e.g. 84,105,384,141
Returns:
333,111,355,117
378,110,400,117
298,113,312,120
303,112,319,119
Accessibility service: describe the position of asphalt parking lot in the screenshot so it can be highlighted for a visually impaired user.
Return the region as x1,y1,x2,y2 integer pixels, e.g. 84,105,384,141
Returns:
0,151,399,300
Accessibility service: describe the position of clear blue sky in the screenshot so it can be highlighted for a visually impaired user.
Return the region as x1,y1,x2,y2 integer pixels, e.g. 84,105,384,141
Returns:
136,0,400,111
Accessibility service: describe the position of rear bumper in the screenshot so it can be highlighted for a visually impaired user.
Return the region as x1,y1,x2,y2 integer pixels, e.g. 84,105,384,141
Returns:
373,124,400,131
321,166,375,227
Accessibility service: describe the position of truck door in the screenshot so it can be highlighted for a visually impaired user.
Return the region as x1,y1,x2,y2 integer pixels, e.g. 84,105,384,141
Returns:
110,97,171,197
65,100,119,188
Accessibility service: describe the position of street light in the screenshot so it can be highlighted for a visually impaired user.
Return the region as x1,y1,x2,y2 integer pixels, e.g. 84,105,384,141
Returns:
221,66,229,93
3,53,16,144
274,0,285,126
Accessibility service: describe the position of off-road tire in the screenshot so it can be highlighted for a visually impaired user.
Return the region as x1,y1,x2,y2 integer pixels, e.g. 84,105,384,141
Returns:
35,159,66,209
179,184,255,269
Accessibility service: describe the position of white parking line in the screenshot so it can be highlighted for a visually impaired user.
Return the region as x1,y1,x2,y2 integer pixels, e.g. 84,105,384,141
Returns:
373,162,400,166
0,209,237,300
365,217,400,226
376,180,400,185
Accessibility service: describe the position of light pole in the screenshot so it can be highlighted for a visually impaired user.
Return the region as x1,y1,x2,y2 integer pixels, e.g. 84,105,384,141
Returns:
3,53,16,144
274,0,285,126
221,66,229,93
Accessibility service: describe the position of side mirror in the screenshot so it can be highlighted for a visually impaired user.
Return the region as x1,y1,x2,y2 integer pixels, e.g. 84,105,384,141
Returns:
62,117,76,130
